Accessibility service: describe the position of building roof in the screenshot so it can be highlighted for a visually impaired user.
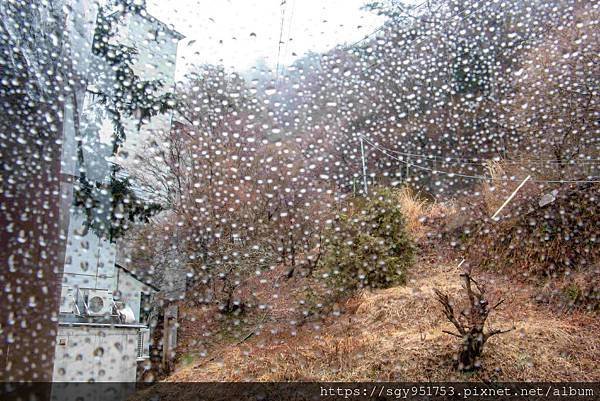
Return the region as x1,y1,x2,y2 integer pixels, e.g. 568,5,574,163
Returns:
106,5,185,41
115,263,160,292
140,11,185,41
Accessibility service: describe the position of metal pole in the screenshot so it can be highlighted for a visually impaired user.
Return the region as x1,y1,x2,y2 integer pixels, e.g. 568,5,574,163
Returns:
359,136,368,195
490,175,531,221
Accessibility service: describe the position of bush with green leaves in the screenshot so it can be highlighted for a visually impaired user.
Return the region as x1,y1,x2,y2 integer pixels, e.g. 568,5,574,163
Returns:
322,188,415,291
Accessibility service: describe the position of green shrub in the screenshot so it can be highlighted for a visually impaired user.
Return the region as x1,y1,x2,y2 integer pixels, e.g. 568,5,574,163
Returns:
321,188,415,291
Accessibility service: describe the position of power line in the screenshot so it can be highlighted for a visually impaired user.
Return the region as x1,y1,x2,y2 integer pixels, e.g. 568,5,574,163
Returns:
341,0,528,91
279,0,296,78
358,137,600,165
275,0,287,82
342,0,432,51
359,136,600,184
343,24,387,52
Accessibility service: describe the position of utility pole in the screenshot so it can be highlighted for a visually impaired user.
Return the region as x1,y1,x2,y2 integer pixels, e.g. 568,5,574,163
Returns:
359,136,368,195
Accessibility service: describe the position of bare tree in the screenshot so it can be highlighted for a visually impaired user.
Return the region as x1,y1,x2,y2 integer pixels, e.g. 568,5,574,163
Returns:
434,270,514,371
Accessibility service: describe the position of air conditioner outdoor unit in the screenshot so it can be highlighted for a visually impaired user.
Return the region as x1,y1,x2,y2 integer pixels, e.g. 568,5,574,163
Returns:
85,289,114,317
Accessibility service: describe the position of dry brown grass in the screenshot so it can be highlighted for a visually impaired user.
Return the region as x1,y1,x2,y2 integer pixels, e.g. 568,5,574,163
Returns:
167,261,600,383
396,186,429,238
164,181,598,385
482,160,510,216
396,186,456,245
161,179,598,387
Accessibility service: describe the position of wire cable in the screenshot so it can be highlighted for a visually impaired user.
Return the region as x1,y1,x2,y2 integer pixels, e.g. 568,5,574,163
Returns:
275,0,288,82
359,136,600,184
360,138,600,165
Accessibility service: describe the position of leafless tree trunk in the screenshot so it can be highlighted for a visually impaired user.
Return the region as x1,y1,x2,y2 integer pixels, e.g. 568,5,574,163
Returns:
434,271,514,371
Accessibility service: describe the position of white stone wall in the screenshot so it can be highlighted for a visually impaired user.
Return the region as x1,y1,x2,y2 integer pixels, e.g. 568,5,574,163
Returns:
52,325,142,382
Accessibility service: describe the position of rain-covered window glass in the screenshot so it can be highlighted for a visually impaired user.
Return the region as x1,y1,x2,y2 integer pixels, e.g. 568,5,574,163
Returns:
1,0,598,398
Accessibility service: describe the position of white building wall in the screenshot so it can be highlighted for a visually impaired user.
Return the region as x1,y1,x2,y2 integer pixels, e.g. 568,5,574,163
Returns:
60,0,100,178
54,2,182,383
113,12,182,161
52,325,142,382
61,213,117,291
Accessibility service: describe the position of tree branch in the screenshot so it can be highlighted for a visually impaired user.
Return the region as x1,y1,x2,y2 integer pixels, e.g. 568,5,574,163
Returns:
442,330,463,338
434,288,466,335
485,326,516,340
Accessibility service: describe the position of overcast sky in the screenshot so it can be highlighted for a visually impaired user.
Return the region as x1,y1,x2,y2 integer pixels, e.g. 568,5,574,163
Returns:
146,0,384,78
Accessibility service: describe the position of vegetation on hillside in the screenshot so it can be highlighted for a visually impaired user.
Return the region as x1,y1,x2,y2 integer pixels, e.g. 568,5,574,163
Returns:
321,188,415,291
118,0,599,383
3,0,598,387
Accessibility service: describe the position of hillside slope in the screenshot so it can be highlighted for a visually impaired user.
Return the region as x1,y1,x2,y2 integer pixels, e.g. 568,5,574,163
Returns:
167,259,599,382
